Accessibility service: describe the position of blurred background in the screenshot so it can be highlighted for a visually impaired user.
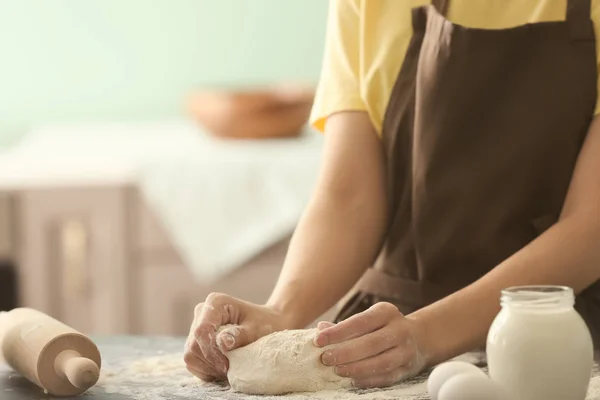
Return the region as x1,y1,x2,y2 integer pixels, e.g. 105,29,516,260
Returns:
0,0,329,335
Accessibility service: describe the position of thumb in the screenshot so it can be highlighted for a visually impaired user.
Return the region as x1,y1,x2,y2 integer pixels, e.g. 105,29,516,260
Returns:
216,324,257,352
317,321,335,331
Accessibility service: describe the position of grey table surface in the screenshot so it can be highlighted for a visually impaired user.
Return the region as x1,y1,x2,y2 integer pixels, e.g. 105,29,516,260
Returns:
0,336,438,400
0,336,191,400
1,336,599,400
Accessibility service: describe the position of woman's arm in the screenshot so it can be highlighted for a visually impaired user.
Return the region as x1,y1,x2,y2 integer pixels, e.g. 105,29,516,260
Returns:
184,1,386,381
411,116,600,366
268,111,388,329
314,117,600,388
184,111,387,381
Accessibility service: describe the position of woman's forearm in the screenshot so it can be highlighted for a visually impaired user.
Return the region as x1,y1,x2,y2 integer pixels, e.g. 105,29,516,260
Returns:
267,192,388,328
267,111,388,329
410,214,600,367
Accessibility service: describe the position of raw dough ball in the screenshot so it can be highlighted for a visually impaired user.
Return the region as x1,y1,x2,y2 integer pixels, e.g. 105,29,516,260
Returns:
428,361,487,400
438,373,510,400
225,328,352,395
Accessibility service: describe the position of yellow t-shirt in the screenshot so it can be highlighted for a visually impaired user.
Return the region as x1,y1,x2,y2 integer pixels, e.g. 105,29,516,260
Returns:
310,0,600,134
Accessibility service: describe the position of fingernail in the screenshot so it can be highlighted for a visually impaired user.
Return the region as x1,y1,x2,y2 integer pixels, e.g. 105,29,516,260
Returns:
317,321,335,331
321,351,335,366
313,333,328,347
218,333,235,350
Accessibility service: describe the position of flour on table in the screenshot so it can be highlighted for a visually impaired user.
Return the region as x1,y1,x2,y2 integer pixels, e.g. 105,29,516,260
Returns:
96,351,432,400
95,347,600,400
98,353,204,400
226,328,352,395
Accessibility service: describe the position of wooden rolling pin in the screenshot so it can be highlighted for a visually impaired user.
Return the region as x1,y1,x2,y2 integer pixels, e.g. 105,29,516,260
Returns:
0,307,102,397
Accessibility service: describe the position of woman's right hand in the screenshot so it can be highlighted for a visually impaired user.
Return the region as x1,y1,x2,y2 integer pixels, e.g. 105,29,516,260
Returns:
183,293,291,382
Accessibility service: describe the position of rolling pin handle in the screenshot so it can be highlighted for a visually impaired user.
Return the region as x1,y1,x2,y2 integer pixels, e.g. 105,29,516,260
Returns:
54,350,100,389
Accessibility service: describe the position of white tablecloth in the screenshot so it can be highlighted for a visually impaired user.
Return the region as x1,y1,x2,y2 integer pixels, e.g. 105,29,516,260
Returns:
0,120,324,282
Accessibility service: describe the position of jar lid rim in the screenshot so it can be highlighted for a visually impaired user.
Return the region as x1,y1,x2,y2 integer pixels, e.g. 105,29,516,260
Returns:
501,285,573,295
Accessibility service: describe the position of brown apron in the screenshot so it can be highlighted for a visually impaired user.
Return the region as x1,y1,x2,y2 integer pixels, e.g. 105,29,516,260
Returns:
335,0,600,347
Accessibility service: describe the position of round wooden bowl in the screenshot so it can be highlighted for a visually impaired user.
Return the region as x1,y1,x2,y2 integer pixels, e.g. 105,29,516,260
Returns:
187,84,314,139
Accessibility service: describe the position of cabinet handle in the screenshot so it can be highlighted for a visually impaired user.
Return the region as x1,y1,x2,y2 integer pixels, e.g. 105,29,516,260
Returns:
60,219,89,299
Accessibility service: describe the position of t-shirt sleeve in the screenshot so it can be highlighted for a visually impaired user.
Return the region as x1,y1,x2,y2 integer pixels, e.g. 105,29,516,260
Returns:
309,0,367,133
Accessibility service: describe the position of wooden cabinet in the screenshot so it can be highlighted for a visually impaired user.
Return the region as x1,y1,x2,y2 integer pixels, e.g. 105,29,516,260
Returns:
2,184,302,335
15,186,131,334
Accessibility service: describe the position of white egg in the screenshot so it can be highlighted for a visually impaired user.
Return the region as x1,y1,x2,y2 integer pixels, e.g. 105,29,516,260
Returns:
427,361,487,400
438,373,511,400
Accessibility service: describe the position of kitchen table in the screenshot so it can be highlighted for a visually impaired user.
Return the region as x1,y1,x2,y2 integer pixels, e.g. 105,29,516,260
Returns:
1,336,599,400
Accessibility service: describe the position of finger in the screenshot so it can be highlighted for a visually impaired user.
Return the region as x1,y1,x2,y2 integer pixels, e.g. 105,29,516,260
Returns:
317,321,335,331
352,366,415,389
217,305,280,352
315,302,400,347
185,336,202,358
193,302,205,319
322,326,408,366
186,362,218,381
186,365,217,382
195,294,237,373
334,345,415,379
184,349,223,380
217,324,254,352
196,325,229,374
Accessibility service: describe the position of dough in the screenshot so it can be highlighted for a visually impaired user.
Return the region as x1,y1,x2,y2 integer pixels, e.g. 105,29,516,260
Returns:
225,328,353,395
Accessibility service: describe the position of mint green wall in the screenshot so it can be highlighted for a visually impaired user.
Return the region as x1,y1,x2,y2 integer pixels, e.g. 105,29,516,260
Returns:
0,0,328,146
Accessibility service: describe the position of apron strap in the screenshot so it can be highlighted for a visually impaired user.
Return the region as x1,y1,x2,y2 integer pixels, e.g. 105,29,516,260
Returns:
431,0,450,17
566,0,594,40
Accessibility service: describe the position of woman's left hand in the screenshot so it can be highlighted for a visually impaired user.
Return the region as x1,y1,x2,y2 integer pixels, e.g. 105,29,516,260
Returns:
314,302,428,388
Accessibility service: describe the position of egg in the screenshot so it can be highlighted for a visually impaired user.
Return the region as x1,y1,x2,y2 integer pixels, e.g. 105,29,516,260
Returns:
427,361,487,400
438,373,511,400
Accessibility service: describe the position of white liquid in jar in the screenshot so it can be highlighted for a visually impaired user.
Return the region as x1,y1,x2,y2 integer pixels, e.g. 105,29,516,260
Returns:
487,286,593,400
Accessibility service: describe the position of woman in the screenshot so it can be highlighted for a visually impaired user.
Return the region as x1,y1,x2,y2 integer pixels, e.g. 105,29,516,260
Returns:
184,0,600,388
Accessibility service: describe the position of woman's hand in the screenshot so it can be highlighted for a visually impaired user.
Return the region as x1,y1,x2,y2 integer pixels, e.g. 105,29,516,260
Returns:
314,302,429,388
183,293,292,382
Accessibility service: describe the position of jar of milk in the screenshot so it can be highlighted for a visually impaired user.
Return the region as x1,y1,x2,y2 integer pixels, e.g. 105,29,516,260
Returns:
487,286,593,400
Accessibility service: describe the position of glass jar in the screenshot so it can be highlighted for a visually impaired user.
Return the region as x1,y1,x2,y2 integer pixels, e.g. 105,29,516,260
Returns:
487,286,593,400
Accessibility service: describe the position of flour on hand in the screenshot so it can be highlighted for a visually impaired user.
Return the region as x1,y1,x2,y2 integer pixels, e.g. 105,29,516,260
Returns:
225,328,352,395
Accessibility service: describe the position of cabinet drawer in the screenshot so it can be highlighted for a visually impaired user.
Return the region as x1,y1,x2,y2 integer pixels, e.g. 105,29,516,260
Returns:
17,186,131,334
